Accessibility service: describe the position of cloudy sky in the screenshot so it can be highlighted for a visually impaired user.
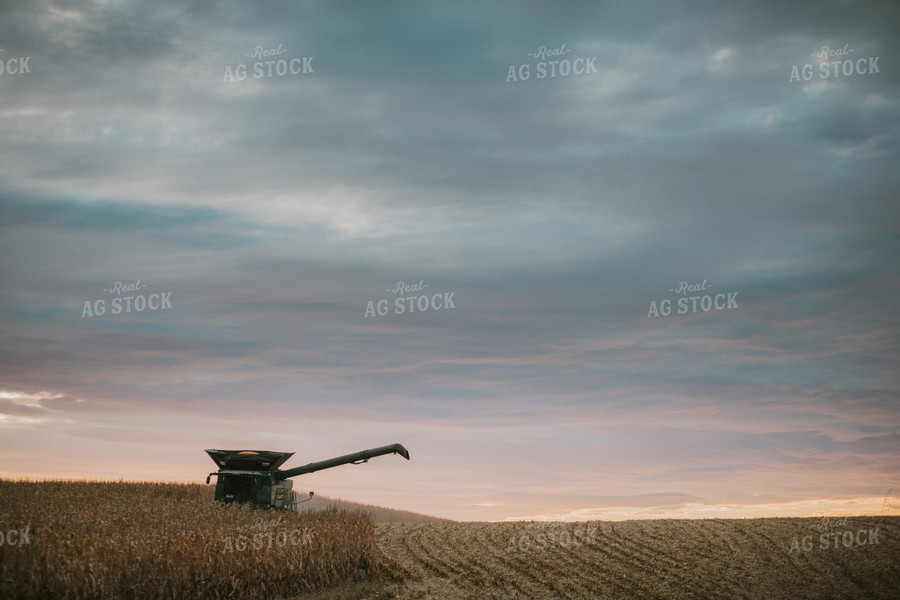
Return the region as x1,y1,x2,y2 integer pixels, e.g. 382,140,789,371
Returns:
1,0,898,521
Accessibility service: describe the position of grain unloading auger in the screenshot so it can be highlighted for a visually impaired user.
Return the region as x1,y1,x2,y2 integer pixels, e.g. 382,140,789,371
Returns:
205,443,410,509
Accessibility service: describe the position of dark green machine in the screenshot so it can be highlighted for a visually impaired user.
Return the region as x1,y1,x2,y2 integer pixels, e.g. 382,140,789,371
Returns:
205,443,410,509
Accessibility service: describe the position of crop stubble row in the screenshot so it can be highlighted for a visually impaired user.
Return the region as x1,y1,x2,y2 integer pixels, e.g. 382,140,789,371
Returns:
375,517,900,599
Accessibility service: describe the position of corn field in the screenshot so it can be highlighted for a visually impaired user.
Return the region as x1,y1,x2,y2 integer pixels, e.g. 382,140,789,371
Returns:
0,480,379,599
4,480,899,599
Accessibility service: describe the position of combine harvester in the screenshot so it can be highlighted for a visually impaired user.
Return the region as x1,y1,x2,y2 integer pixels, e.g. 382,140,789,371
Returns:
205,443,410,510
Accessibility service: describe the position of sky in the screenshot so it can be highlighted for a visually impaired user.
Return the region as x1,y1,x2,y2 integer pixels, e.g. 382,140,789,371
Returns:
0,0,898,521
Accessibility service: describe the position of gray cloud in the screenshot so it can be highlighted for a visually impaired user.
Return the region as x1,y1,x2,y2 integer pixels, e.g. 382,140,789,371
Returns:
1,0,898,518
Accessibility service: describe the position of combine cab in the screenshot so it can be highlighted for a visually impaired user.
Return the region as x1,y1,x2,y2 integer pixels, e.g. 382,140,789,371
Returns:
205,443,410,509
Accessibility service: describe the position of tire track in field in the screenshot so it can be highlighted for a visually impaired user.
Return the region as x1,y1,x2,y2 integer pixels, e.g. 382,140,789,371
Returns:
517,534,610,598
492,522,603,596
530,531,647,598
448,522,555,594
483,521,669,599
634,520,737,597
423,523,516,592
491,523,605,598
431,522,575,598
509,521,681,599
499,522,667,599
611,524,710,597
381,523,465,583
379,523,508,595
577,521,694,598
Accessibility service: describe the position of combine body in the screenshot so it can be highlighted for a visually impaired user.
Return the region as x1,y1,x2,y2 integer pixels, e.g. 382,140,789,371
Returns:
205,443,409,509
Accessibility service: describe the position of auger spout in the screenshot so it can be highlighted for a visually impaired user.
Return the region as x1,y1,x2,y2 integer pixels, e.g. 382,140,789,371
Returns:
274,443,410,482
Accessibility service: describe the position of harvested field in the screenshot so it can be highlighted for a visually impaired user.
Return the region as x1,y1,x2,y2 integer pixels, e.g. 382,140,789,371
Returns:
374,518,900,599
